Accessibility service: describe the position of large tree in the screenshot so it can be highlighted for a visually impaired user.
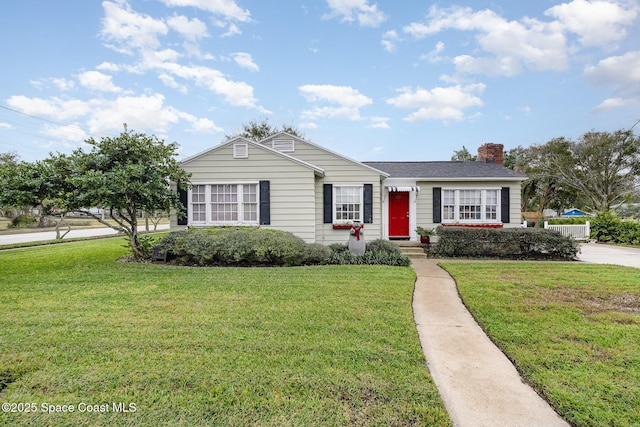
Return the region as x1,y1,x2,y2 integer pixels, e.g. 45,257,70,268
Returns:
63,125,191,258
544,130,640,211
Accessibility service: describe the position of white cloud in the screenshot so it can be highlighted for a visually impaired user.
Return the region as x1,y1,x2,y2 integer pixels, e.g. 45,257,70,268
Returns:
381,30,399,53
387,84,485,122
40,124,88,143
187,117,224,133
159,0,251,23
30,77,75,91
96,62,121,72
101,1,169,54
0,123,13,130
324,0,386,27
299,84,372,120
77,71,122,93
166,15,208,41
160,63,262,109
545,0,638,47
174,111,224,133
584,50,640,86
232,52,259,71
7,95,91,122
96,1,265,111
401,1,640,78
420,41,446,63
220,22,242,37
593,97,640,112
584,50,640,111
369,116,390,129
403,5,569,76
5,93,220,144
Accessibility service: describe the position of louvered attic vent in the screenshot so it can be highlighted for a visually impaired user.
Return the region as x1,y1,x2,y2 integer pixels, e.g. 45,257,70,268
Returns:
272,139,294,153
233,143,248,158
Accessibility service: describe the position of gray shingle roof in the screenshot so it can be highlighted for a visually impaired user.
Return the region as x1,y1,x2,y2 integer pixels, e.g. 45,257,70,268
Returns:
362,161,527,180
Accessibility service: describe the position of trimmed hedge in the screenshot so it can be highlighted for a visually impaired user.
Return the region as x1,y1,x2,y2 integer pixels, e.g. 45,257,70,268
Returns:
153,228,327,266
432,226,579,260
153,229,411,267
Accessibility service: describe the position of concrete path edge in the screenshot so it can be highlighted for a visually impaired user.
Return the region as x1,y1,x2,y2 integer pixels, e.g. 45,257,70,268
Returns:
411,258,569,427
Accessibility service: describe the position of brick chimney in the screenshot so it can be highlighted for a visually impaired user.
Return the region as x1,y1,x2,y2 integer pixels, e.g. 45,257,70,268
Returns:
477,143,504,166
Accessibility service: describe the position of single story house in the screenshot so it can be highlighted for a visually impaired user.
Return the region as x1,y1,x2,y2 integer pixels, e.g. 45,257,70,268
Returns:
171,133,526,244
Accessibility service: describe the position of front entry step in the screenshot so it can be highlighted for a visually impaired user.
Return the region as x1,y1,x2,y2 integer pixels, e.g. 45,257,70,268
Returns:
393,241,427,259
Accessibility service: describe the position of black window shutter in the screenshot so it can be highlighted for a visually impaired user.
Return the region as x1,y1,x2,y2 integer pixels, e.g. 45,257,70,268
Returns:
259,180,270,225
433,187,442,223
363,184,373,223
501,187,510,223
177,187,188,225
323,184,333,224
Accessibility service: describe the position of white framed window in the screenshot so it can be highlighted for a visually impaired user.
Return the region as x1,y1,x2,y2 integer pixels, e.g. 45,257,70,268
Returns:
190,183,258,225
191,185,207,222
334,185,363,223
442,189,500,223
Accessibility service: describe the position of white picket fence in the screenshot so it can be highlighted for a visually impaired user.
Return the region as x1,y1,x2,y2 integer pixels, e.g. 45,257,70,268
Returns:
544,221,591,240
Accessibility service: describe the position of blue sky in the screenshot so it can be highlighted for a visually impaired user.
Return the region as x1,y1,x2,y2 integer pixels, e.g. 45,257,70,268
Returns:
1,0,639,163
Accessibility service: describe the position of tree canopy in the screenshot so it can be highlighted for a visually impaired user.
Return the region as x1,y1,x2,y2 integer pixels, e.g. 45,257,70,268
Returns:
0,126,190,258
64,125,191,257
225,118,305,141
498,130,640,213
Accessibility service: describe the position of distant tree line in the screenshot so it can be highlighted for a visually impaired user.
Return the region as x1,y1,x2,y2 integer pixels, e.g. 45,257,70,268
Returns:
452,129,640,216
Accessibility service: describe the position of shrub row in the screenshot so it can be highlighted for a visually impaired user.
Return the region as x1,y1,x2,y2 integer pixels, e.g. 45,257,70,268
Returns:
153,228,410,267
591,211,640,245
432,226,579,260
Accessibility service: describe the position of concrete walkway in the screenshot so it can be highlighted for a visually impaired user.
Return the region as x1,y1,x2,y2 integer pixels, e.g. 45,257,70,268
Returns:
412,258,569,427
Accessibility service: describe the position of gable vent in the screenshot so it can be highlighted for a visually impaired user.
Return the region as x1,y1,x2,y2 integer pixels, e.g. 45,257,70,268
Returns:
272,139,294,153
233,143,248,158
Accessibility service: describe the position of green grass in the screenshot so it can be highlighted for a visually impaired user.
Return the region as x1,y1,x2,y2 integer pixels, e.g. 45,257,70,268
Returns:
441,262,640,427
0,238,450,426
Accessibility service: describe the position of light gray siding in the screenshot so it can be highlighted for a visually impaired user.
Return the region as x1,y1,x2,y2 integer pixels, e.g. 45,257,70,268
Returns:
178,143,318,242
416,180,523,229
261,137,385,245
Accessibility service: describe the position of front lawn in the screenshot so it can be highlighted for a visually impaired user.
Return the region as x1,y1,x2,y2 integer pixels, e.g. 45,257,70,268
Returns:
0,238,450,426
441,262,640,427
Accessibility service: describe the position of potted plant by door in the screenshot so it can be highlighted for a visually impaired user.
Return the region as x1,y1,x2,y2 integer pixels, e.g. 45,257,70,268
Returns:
416,226,435,244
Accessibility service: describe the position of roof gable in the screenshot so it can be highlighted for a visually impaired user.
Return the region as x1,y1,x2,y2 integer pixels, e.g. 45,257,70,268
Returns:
181,137,325,175
260,132,389,177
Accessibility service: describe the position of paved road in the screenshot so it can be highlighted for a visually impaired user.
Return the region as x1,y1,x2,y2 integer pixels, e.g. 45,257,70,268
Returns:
578,243,640,268
0,224,169,245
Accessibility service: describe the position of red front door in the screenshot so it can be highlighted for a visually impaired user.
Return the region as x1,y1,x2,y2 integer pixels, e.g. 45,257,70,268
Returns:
388,192,410,237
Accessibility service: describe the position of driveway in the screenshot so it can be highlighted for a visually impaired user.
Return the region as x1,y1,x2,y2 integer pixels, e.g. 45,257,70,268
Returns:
578,243,640,268
0,224,169,245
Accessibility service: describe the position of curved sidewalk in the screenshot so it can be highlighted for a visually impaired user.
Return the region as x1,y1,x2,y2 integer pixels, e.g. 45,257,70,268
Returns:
412,258,569,427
